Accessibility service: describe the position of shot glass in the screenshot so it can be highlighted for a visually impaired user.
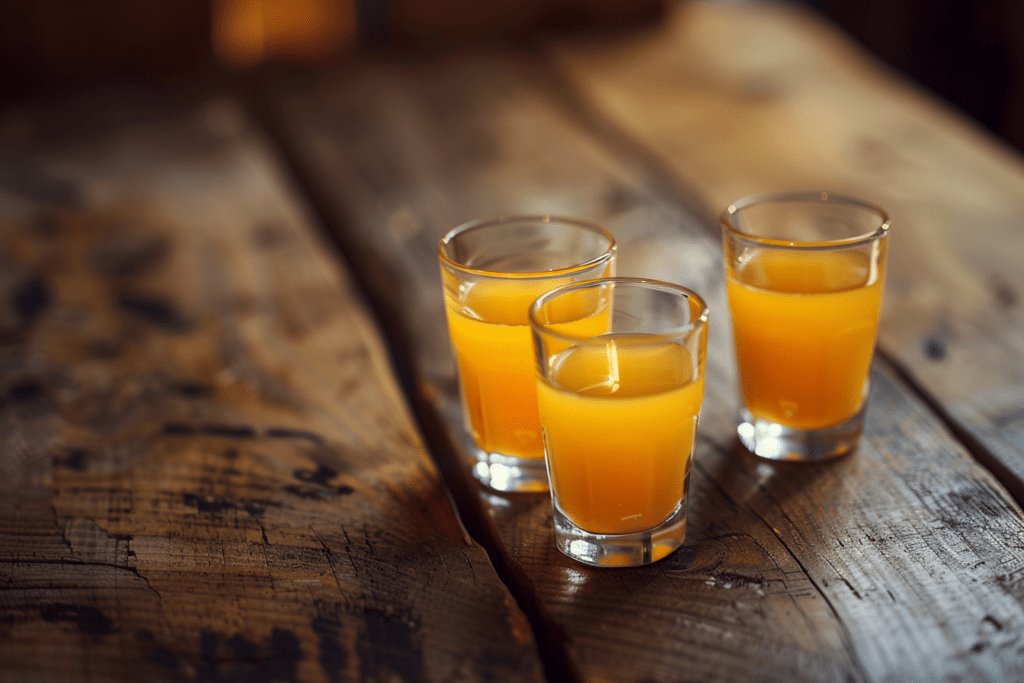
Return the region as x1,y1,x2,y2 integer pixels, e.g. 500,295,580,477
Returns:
438,215,616,492
530,278,708,566
721,192,890,461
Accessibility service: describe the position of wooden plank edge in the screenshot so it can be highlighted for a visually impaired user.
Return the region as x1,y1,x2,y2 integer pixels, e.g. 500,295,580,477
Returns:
247,73,584,683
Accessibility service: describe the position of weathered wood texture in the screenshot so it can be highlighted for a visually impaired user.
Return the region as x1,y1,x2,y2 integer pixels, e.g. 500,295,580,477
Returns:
0,91,544,682
265,31,1024,683
548,0,1024,502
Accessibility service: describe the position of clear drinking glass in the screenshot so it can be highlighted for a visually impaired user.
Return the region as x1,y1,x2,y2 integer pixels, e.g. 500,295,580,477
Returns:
438,216,616,492
530,278,708,566
721,192,891,461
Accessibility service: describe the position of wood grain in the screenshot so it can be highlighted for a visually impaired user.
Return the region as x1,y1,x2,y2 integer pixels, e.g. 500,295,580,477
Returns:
0,91,544,682
547,0,1024,501
264,44,1024,682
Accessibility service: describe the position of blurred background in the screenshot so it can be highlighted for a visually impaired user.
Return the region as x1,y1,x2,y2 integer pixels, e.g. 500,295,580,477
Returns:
1,0,1023,152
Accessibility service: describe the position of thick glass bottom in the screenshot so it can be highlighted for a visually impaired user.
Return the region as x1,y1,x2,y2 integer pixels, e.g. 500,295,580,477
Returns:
552,491,688,567
469,447,549,493
736,404,866,461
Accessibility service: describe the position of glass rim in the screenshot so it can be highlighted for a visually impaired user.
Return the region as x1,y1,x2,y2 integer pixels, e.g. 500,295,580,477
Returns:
720,191,891,249
529,276,709,344
437,214,617,279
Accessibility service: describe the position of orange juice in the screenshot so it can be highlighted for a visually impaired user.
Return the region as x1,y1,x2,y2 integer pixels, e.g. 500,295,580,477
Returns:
726,249,884,430
445,278,606,460
536,335,703,535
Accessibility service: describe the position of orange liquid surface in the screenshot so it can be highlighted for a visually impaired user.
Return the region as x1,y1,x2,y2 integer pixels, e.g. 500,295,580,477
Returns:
726,250,884,430
537,336,704,535
445,278,605,460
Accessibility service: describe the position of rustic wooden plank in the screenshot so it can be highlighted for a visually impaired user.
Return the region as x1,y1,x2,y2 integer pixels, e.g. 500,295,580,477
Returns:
264,47,1024,682
0,90,545,683
547,0,1024,501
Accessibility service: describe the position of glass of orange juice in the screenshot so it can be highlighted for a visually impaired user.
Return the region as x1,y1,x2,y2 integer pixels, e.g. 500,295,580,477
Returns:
721,192,891,461
438,216,616,492
530,278,708,566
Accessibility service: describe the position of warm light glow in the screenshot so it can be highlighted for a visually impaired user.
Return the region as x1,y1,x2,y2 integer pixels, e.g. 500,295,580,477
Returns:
213,0,265,67
212,0,356,68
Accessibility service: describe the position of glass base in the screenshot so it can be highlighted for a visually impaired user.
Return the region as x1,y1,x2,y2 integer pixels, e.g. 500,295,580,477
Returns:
469,447,549,493
736,406,866,461
552,496,688,567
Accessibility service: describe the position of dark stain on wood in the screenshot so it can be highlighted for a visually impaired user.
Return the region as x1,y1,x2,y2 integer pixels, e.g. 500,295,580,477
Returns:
196,629,302,683
227,633,261,661
357,611,424,683
199,632,220,682
283,484,354,500
312,602,347,683
164,423,196,435
38,603,114,636
183,494,235,515
12,276,50,322
136,630,182,671
152,647,180,670
290,464,356,498
243,501,277,518
939,486,1012,524
264,628,303,683
294,464,337,486
982,614,1004,632
92,236,168,277
202,424,257,439
163,423,258,438
175,382,213,398
9,381,45,403
116,293,193,332
924,338,947,360
54,449,88,471
970,615,1007,653
182,491,280,517
267,427,325,446
165,423,332,445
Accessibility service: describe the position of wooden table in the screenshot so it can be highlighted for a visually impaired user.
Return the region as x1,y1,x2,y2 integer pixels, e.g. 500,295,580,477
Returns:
3,1,1024,681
